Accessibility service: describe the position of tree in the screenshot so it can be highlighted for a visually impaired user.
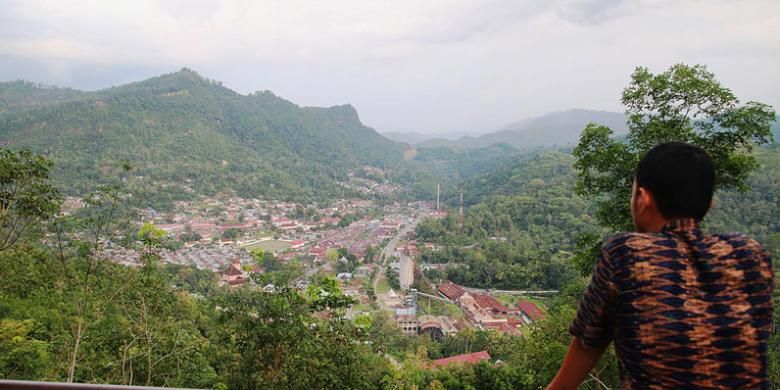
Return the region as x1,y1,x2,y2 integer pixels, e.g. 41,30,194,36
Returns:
365,244,376,263
221,228,241,240
0,319,51,379
386,265,400,290
574,64,775,233
0,148,61,252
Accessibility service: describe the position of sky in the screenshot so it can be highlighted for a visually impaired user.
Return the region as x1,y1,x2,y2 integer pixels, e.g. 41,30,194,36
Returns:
1,0,778,135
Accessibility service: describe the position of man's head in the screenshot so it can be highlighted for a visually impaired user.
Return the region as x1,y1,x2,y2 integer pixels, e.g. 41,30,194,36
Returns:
631,142,715,233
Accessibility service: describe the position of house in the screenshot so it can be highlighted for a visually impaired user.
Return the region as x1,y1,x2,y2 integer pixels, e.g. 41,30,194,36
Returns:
271,216,291,227
471,293,509,316
384,289,402,307
431,351,491,368
354,264,373,278
516,299,545,323
221,261,246,287
395,314,419,335
437,282,466,301
279,222,299,231
418,315,445,341
336,272,353,281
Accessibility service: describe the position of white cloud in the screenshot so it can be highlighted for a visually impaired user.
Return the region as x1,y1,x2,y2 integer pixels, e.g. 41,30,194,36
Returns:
0,0,778,133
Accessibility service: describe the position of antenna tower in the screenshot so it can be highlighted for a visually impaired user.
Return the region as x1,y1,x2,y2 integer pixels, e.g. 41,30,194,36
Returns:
459,186,464,228
436,183,440,212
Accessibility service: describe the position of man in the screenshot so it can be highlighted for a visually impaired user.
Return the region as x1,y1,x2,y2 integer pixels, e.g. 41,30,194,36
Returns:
549,142,774,389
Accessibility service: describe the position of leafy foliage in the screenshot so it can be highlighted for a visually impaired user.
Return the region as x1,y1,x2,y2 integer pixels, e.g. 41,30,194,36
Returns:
0,148,61,251
574,64,775,232
415,151,596,289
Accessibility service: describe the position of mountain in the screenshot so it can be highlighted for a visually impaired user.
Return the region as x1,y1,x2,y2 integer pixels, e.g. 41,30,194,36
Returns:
417,109,629,149
0,80,88,114
0,68,408,204
382,132,430,145
382,131,475,145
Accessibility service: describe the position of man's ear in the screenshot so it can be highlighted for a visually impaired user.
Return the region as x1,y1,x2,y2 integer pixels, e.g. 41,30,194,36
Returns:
636,186,654,214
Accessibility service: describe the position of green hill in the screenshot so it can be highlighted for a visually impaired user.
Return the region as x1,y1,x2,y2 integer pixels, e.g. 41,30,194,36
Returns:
0,68,408,204
417,109,628,149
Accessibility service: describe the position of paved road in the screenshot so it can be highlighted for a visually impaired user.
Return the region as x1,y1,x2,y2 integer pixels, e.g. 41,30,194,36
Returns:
461,287,559,295
372,215,424,304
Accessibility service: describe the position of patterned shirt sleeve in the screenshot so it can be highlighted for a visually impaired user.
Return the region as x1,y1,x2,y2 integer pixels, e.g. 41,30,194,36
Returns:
569,239,620,349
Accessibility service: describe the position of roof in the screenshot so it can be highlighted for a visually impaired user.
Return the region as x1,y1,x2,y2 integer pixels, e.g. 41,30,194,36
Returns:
437,282,466,301
224,262,243,276
472,293,508,313
432,351,491,367
517,300,545,321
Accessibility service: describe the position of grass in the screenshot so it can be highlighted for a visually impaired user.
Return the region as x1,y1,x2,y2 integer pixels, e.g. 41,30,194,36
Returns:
376,277,391,294
493,294,549,312
243,239,292,252
417,297,464,319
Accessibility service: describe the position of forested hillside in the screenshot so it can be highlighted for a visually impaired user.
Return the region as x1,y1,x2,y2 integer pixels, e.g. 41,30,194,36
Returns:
0,69,408,205
416,144,780,290
415,150,598,289
393,143,519,201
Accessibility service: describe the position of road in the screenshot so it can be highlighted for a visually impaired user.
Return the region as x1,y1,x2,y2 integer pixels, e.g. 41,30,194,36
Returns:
461,287,559,296
372,215,424,302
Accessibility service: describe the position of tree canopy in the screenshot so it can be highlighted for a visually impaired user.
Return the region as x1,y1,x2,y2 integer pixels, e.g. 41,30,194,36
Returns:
574,64,775,232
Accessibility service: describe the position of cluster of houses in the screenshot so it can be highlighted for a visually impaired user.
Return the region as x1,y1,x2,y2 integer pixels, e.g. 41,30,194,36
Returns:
437,282,544,335
101,242,253,274
304,216,406,262
339,169,400,196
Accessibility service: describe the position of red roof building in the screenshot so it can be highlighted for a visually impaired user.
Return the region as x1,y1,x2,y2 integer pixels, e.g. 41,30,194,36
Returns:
472,293,509,316
437,282,466,301
517,299,545,321
221,261,246,286
432,351,491,368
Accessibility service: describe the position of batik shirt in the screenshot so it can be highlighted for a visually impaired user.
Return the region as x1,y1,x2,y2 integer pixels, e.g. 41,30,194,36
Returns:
570,219,774,389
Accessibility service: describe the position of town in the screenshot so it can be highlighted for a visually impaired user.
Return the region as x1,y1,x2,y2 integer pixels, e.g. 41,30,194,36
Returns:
62,183,549,344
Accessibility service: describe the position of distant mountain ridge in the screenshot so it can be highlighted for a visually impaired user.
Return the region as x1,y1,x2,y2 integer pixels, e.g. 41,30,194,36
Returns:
416,109,629,149
382,131,476,145
0,68,408,203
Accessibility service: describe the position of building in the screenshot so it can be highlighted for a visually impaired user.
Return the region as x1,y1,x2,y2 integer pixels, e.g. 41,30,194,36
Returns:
399,255,414,290
395,314,419,335
336,272,353,281
385,289,402,307
418,315,459,341
431,351,491,368
221,261,246,287
516,299,545,323
437,282,466,301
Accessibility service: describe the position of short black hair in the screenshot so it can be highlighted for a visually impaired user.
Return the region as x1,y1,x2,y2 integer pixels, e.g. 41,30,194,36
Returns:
635,142,715,221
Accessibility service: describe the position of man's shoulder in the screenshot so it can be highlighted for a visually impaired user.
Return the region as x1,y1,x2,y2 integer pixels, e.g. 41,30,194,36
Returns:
711,232,770,259
712,231,763,248
602,232,665,253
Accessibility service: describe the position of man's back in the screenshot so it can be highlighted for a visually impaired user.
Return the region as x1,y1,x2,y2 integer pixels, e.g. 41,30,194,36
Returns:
570,219,774,389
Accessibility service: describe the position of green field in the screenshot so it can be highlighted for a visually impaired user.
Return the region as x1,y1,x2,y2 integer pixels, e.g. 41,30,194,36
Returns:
419,297,464,319
376,277,391,294
243,239,292,252
494,294,548,313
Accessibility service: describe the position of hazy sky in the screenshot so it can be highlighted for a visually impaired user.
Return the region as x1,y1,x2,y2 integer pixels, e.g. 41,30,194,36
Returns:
1,0,778,134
